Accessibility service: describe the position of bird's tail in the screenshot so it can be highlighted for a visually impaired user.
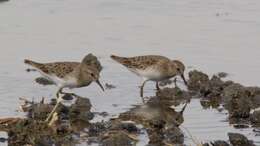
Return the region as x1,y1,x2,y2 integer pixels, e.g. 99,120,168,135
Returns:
110,55,129,64
24,59,42,68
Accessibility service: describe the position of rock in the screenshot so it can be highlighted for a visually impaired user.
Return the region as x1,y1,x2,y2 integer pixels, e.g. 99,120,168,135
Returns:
217,72,229,78
228,94,251,124
69,97,93,122
156,87,191,106
200,97,221,109
223,84,251,123
117,122,140,133
202,143,210,146
118,86,189,146
88,122,108,137
210,140,230,146
105,83,116,89
250,110,260,127
101,131,135,146
246,87,260,108
188,70,209,92
223,83,248,104
233,124,250,129
163,126,184,144
228,133,255,146
0,94,94,146
207,75,226,96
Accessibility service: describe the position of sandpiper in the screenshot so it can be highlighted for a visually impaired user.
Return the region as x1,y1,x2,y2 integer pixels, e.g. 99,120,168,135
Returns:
111,55,187,99
24,53,104,97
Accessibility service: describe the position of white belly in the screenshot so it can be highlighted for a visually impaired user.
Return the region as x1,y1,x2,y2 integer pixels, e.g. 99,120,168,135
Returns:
35,69,77,88
129,67,163,81
50,75,78,89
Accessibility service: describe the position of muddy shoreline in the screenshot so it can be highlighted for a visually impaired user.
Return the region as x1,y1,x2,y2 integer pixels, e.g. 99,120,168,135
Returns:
0,70,259,146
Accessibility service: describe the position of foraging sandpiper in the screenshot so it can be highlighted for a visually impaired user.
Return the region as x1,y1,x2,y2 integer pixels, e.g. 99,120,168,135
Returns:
24,53,104,97
111,55,187,99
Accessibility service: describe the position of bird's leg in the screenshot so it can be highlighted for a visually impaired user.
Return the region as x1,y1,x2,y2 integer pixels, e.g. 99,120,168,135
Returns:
59,87,67,94
56,87,64,98
45,100,61,123
156,81,160,90
140,80,148,102
56,87,78,99
56,89,60,99
174,78,178,87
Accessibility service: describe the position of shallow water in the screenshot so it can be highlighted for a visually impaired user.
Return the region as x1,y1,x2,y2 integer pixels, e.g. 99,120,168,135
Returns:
0,0,260,145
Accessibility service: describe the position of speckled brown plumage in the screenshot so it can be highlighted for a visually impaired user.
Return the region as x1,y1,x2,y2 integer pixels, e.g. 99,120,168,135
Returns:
24,54,104,98
111,55,170,70
111,54,187,99
41,62,78,78
24,59,79,78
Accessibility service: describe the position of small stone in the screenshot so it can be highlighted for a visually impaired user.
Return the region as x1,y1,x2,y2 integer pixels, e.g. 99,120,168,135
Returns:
105,83,116,89
250,110,260,127
228,133,255,146
210,140,230,146
217,72,228,78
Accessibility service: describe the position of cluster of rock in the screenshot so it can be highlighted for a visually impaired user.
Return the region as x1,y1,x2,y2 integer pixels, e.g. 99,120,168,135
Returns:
203,133,255,146
187,70,260,127
0,70,259,146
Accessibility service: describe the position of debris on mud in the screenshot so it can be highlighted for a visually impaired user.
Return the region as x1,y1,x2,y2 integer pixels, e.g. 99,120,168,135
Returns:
0,69,259,145
0,94,94,146
0,94,142,146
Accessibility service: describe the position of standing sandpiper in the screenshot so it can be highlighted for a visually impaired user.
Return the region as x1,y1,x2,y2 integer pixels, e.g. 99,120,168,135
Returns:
24,53,104,97
111,55,187,99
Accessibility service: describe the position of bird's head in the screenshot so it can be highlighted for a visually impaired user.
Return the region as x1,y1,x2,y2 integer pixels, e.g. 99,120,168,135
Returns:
81,53,102,72
172,60,187,86
79,64,104,91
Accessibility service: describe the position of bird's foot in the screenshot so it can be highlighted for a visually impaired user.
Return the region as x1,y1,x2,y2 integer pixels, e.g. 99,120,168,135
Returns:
156,82,161,91
156,86,160,91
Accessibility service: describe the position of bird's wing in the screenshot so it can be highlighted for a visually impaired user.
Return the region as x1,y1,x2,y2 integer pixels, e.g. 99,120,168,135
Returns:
41,62,80,78
111,55,170,70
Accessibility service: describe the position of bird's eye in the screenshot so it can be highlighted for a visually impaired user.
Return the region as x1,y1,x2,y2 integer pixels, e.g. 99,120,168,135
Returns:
90,73,95,77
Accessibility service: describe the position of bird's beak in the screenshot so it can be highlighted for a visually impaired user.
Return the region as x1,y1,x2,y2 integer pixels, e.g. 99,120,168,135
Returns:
96,79,105,91
181,74,188,86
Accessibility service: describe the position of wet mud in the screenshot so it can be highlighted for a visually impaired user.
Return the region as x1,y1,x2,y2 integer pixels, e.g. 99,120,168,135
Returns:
0,70,259,146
